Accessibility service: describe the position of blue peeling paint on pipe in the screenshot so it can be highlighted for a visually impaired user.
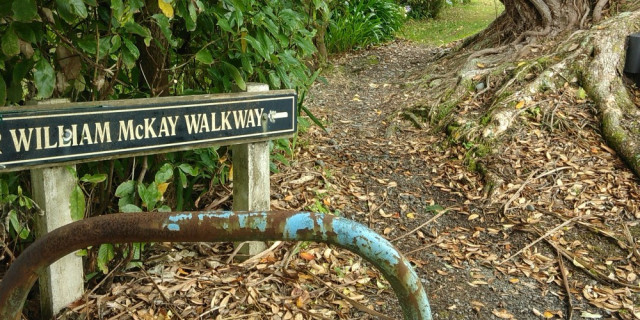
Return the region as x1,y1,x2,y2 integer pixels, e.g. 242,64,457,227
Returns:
0,211,431,320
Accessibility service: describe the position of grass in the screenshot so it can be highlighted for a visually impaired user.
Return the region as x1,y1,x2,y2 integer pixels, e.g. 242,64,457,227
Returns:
398,0,505,46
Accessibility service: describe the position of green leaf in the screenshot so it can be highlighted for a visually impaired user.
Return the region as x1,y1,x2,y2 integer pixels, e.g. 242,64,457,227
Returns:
179,170,187,188
123,21,151,39
84,271,99,282
12,0,37,22
7,83,22,104
244,35,268,61
9,209,30,239
80,173,107,184
97,243,114,274
129,0,144,11
111,0,124,21
0,75,6,106
152,14,177,47
577,87,587,100
57,0,87,23
110,35,122,53
157,205,171,212
34,59,56,99
0,1,14,17
425,204,445,213
56,0,76,23
155,163,173,183
12,59,31,84
178,163,198,176
300,104,327,132
138,182,160,211
240,56,253,75
268,71,281,89
120,204,142,212
115,180,135,197
69,185,85,221
1,27,20,57
217,18,233,33
69,0,88,19
13,22,36,43
195,49,213,64
222,61,245,91
84,0,98,6
294,35,316,56
122,38,140,69
176,1,195,31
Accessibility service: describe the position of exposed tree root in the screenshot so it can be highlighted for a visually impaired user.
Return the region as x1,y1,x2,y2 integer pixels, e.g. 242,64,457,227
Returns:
577,11,640,177
406,10,640,188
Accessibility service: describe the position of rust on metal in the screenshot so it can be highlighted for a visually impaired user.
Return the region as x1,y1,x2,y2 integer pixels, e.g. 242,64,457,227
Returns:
0,211,431,319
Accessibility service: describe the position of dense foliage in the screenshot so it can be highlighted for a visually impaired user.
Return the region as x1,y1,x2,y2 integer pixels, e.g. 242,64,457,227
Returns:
0,0,319,103
0,0,404,275
399,0,445,18
0,0,322,273
326,0,405,52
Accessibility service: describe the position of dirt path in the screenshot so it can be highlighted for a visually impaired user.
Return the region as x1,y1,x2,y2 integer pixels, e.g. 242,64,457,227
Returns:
296,40,640,319
299,40,571,319
58,40,640,320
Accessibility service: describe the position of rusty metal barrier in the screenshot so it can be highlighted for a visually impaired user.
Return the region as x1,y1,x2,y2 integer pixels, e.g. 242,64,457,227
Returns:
0,211,431,319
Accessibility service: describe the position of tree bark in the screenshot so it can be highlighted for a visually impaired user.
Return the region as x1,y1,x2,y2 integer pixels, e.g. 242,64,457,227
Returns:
497,0,605,42
138,0,170,97
414,1,640,183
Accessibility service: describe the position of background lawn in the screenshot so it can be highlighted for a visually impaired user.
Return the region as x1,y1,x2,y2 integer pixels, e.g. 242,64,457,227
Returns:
399,0,505,45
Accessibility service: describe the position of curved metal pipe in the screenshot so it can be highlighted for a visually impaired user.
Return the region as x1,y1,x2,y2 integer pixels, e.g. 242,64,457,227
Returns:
0,211,431,319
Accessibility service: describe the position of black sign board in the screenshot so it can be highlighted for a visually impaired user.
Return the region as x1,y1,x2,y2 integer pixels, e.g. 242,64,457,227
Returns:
0,90,296,171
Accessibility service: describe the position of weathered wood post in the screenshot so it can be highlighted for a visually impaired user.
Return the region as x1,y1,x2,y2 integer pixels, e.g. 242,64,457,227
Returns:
232,83,270,257
30,99,84,319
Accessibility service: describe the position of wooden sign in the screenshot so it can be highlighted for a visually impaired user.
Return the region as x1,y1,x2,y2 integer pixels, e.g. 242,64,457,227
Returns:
0,90,296,172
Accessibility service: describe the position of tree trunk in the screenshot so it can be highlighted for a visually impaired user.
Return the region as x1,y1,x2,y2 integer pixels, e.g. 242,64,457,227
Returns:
138,0,170,97
494,0,603,42
411,1,640,185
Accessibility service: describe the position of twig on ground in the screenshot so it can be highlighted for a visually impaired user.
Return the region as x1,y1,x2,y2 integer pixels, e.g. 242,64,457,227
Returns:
392,210,447,242
225,242,248,264
622,223,640,266
85,252,127,299
220,312,262,320
503,167,571,214
280,242,302,270
366,188,388,228
103,301,145,320
204,192,231,210
288,306,334,320
503,169,540,214
304,271,396,320
140,268,185,320
545,209,631,251
239,241,283,267
543,234,640,290
556,248,574,320
499,214,591,265
404,243,438,256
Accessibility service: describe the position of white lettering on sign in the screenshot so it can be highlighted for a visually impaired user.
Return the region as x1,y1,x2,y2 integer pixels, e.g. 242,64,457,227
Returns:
8,122,114,152
0,94,296,172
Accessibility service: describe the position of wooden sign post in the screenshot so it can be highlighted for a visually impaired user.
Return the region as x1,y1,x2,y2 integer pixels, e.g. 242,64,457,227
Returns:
232,83,271,257
0,88,296,317
28,99,84,319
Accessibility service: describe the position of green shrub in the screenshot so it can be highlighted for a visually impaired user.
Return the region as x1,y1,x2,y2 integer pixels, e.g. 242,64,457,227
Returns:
326,0,405,52
0,0,326,274
400,0,446,19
